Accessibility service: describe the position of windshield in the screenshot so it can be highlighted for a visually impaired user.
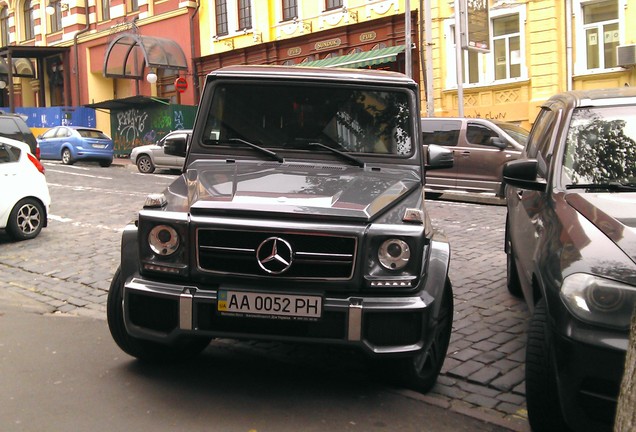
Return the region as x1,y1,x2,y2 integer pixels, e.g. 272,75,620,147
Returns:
497,123,529,146
77,129,110,140
561,105,636,188
202,82,414,156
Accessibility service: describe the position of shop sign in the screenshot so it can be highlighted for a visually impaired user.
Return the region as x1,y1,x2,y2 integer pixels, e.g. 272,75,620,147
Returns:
360,32,377,42
315,38,341,51
288,47,302,56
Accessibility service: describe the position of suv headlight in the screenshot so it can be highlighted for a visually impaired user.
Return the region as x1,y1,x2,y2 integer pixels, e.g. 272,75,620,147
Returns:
560,273,636,329
378,238,410,271
148,225,180,256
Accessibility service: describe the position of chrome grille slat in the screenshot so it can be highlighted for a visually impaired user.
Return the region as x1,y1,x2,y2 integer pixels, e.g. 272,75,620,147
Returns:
197,228,356,279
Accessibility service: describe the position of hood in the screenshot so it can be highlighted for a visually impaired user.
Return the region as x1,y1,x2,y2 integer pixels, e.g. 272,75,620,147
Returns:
184,161,421,222
566,192,636,263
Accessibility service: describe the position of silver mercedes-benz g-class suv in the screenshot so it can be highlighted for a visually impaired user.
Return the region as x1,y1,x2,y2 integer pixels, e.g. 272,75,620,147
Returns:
107,65,454,393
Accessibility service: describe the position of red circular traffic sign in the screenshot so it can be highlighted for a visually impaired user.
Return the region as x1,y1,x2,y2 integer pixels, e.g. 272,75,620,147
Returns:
175,77,188,93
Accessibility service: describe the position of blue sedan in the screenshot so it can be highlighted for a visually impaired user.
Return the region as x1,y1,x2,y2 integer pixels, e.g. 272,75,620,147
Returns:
38,126,114,167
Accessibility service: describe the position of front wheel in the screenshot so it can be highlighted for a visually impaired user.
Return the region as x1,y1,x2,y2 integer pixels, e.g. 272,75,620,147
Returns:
107,267,211,362
6,198,45,240
136,155,155,173
525,299,571,432
61,148,74,165
392,280,453,393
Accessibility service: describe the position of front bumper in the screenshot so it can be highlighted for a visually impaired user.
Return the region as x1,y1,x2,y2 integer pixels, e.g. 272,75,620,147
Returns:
122,276,435,356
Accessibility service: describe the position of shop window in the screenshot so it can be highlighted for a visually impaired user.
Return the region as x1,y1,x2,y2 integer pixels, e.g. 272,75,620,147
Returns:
282,0,297,22
23,0,35,41
575,0,619,72
216,0,228,36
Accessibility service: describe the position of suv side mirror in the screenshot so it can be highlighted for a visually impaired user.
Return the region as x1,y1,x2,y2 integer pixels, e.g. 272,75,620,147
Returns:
164,136,187,157
425,144,454,170
502,159,547,191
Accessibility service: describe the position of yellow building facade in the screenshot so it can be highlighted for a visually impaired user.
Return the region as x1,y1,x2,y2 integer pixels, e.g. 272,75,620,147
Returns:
198,0,636,129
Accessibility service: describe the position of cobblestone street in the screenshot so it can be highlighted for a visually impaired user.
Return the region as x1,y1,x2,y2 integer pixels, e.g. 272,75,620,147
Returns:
0,161,530,431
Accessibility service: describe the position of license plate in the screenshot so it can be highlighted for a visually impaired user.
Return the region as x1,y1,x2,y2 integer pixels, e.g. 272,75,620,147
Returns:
218,290,322,320
92,144,106,149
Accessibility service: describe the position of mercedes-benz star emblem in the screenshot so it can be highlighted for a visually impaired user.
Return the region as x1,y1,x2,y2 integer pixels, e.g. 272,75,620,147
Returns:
256,237,293,274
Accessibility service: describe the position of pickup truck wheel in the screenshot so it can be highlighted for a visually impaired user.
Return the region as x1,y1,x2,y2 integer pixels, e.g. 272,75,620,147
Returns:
136,155,155,173
525,299,571,432
107,267,211,363
394,280,453,393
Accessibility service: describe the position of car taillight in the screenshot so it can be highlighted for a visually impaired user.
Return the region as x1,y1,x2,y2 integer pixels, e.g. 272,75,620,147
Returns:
27,152,45,174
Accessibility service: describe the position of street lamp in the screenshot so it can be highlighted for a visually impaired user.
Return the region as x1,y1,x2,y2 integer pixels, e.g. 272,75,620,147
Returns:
0,80,6,90
146,71,158,84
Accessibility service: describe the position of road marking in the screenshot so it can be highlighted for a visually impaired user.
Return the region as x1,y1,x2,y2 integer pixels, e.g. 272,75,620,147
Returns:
49,214,125,232
42,162,91,171
46,169,112,180
47,182,148,197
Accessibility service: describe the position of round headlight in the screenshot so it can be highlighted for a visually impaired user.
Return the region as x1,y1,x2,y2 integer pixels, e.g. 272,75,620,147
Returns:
378,239,410,271
148,225,179,256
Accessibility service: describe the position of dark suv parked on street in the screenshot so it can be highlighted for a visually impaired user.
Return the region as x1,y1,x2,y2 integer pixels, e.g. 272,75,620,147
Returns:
0,112,38,158
503,87,636,432
422,117,528,197
107,65,455,393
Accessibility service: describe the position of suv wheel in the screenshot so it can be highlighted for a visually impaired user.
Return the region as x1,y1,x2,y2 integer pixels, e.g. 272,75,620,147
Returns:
6,198,45,240
136,155,155,173
61,148,74,165
107,267,211,362
391,280,453,393
526,299,571,432
505,223,523,297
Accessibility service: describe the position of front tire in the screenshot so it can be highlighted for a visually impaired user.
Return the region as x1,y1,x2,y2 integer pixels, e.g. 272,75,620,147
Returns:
61,148,74,165
136,155,155,173
393,280,453,393
107,267,211,362
6,198,45,240
525,299,571,432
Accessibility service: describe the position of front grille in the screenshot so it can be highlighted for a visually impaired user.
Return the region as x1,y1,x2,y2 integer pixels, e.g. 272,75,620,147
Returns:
197,229,356,279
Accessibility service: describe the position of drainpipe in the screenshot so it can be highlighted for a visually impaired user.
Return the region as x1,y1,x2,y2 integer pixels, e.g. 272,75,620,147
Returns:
565,0,573,91
190,0,201,102
73,3,91,106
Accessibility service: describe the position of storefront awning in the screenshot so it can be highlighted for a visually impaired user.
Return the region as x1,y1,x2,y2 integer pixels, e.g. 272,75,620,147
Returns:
103,33,188,79
84,95,170,110
300,45,405,69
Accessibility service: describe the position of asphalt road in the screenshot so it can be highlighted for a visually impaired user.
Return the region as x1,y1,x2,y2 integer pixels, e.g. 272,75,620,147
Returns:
0,160,530,431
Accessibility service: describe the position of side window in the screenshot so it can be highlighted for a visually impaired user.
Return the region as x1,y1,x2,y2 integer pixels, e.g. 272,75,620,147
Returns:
421,120,461,147
56,127,70,138
526,107,558,177
0,118,23,142
42,128,58,139
0,143,19,163
466,123,498,145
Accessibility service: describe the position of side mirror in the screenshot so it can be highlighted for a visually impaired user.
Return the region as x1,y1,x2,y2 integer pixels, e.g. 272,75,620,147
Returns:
502,159,547,191
425,144,454,170
164,136,187,157
489,137,508,150
37,134,42,139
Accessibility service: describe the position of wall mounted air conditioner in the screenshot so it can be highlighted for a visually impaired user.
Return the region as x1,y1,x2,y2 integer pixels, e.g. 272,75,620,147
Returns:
617,44,636,67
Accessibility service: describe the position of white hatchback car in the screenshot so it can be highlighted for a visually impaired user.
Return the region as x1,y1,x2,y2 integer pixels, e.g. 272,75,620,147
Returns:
0,137,51,240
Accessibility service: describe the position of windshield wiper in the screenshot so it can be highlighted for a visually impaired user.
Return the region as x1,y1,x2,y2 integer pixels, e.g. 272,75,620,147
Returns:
566,182,636,192
222,138,284,163
307,142,364,168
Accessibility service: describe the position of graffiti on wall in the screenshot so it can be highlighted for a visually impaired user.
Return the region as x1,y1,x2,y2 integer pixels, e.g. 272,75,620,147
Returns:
116,109,149,142
465,111,508,120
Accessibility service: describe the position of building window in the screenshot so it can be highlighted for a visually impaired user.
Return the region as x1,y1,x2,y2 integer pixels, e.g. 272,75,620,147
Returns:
0,7,9,46
282,0,297,21
101,0,111,21
578,0,619,71
237,0,251,30
130,0,139,12
216,0,228,36
23,0,35,41
49,0,63,34
493,14,521,80
326,0,343,10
